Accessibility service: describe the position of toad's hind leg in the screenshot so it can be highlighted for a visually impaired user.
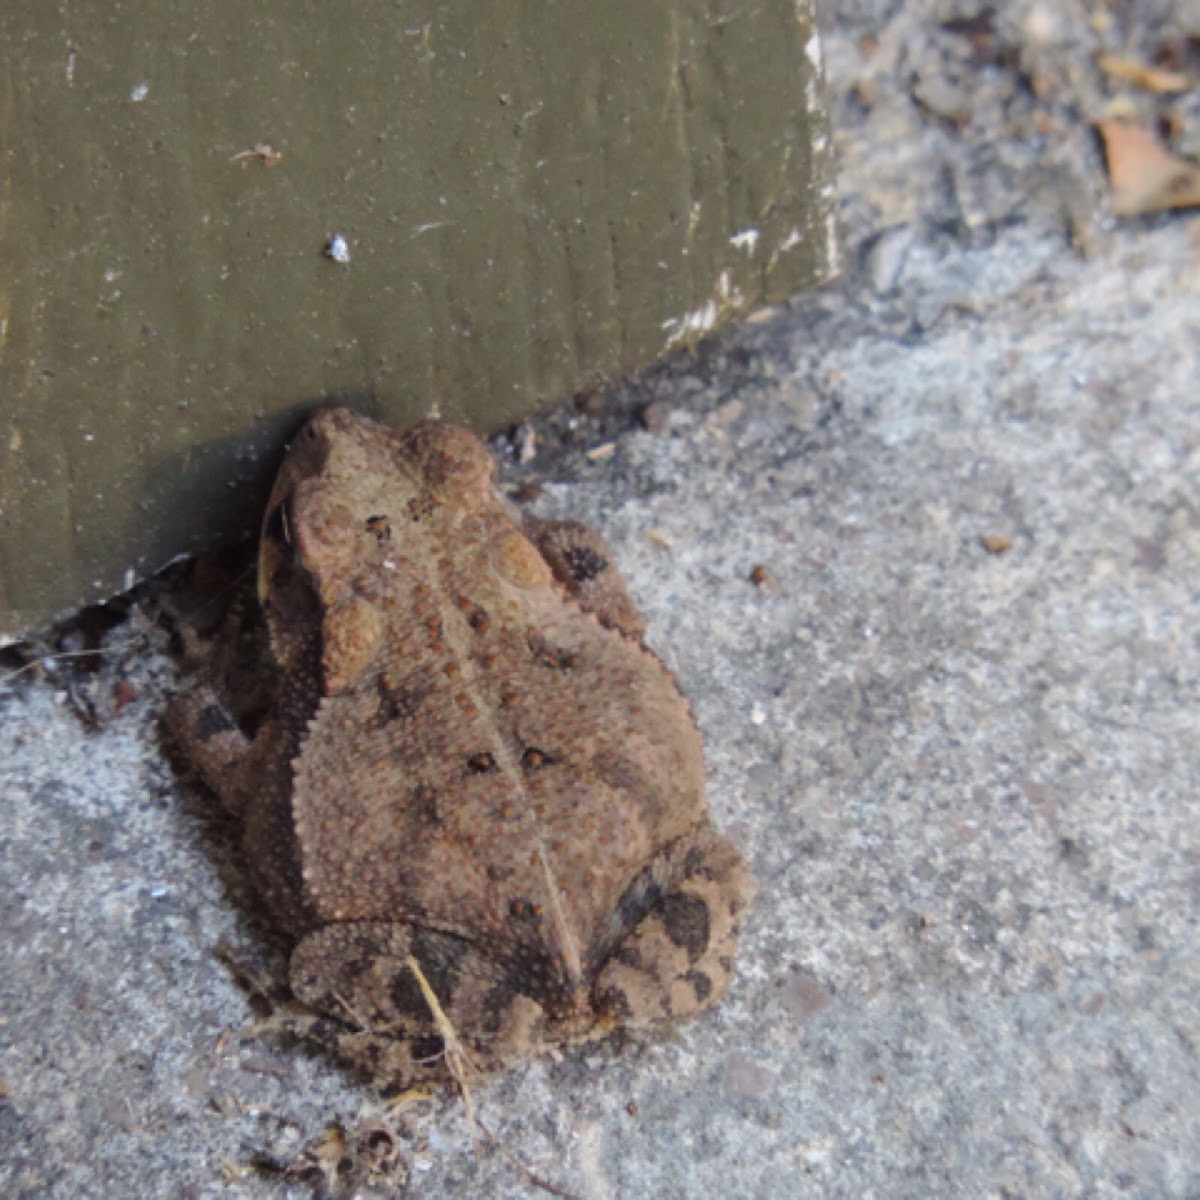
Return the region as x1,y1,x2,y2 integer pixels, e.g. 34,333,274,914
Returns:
523,516,647,640
593,831,756,1024
283,922,547,1082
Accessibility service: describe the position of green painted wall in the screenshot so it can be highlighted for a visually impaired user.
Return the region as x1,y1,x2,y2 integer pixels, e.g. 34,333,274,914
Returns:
0,0,833,637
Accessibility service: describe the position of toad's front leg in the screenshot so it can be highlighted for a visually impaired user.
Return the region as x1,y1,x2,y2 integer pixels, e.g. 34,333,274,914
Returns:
165,686,253,814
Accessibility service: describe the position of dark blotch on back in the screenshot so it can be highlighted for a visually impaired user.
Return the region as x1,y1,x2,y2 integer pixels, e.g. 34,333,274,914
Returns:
370,678,427,728
408,1034,445,1063
408,784,441,826
660,893,710,962
477,981,523,1035
521,747,558,771
684,970,713,1003
526,631,579,671
562,544,608,583
509,897,540,925
365,514,392,543
594,982,633,1022
391,931,470,1020
614,863,665,936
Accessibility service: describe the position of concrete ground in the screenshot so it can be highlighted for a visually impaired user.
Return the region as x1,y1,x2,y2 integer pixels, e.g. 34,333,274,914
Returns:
3,2,1199,1197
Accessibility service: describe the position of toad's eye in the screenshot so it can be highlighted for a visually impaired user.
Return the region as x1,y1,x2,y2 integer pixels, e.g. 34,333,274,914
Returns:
264,503,292,550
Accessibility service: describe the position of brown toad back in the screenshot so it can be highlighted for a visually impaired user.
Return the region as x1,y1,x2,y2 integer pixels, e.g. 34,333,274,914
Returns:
169,407,754,1082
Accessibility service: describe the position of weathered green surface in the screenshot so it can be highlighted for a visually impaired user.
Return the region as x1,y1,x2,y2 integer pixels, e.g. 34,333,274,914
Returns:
0,1,833,638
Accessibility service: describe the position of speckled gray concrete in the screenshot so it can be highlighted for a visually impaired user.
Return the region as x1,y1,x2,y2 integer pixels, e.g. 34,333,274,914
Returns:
4,2,1200,1197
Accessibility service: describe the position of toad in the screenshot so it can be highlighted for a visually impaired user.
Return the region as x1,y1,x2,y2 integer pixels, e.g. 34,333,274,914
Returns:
168,408,754,1084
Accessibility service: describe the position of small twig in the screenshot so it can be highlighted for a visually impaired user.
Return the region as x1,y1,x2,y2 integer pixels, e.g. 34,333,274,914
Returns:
0,648,111,688
404,956,583,1200
475,1116,585,1200
405,954,482,1155
229,142,283,167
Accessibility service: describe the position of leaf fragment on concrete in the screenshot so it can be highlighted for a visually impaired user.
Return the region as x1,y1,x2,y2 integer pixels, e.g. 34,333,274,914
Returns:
1096,120,1200,215
1097,54,1190,93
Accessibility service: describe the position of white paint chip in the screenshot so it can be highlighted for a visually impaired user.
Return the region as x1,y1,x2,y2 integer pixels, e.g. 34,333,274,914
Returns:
730,229,760,254
660,269,744,350
805,31,823,72
324,234,351,264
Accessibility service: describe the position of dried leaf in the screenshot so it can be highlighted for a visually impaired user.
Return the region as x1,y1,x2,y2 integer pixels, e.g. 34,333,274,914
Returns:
1096,120,1200,215
229,142,283,166
1097,53,1190,93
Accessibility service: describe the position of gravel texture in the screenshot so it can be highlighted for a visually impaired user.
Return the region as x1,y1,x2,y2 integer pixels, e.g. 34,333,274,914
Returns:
3,2,1200,1197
